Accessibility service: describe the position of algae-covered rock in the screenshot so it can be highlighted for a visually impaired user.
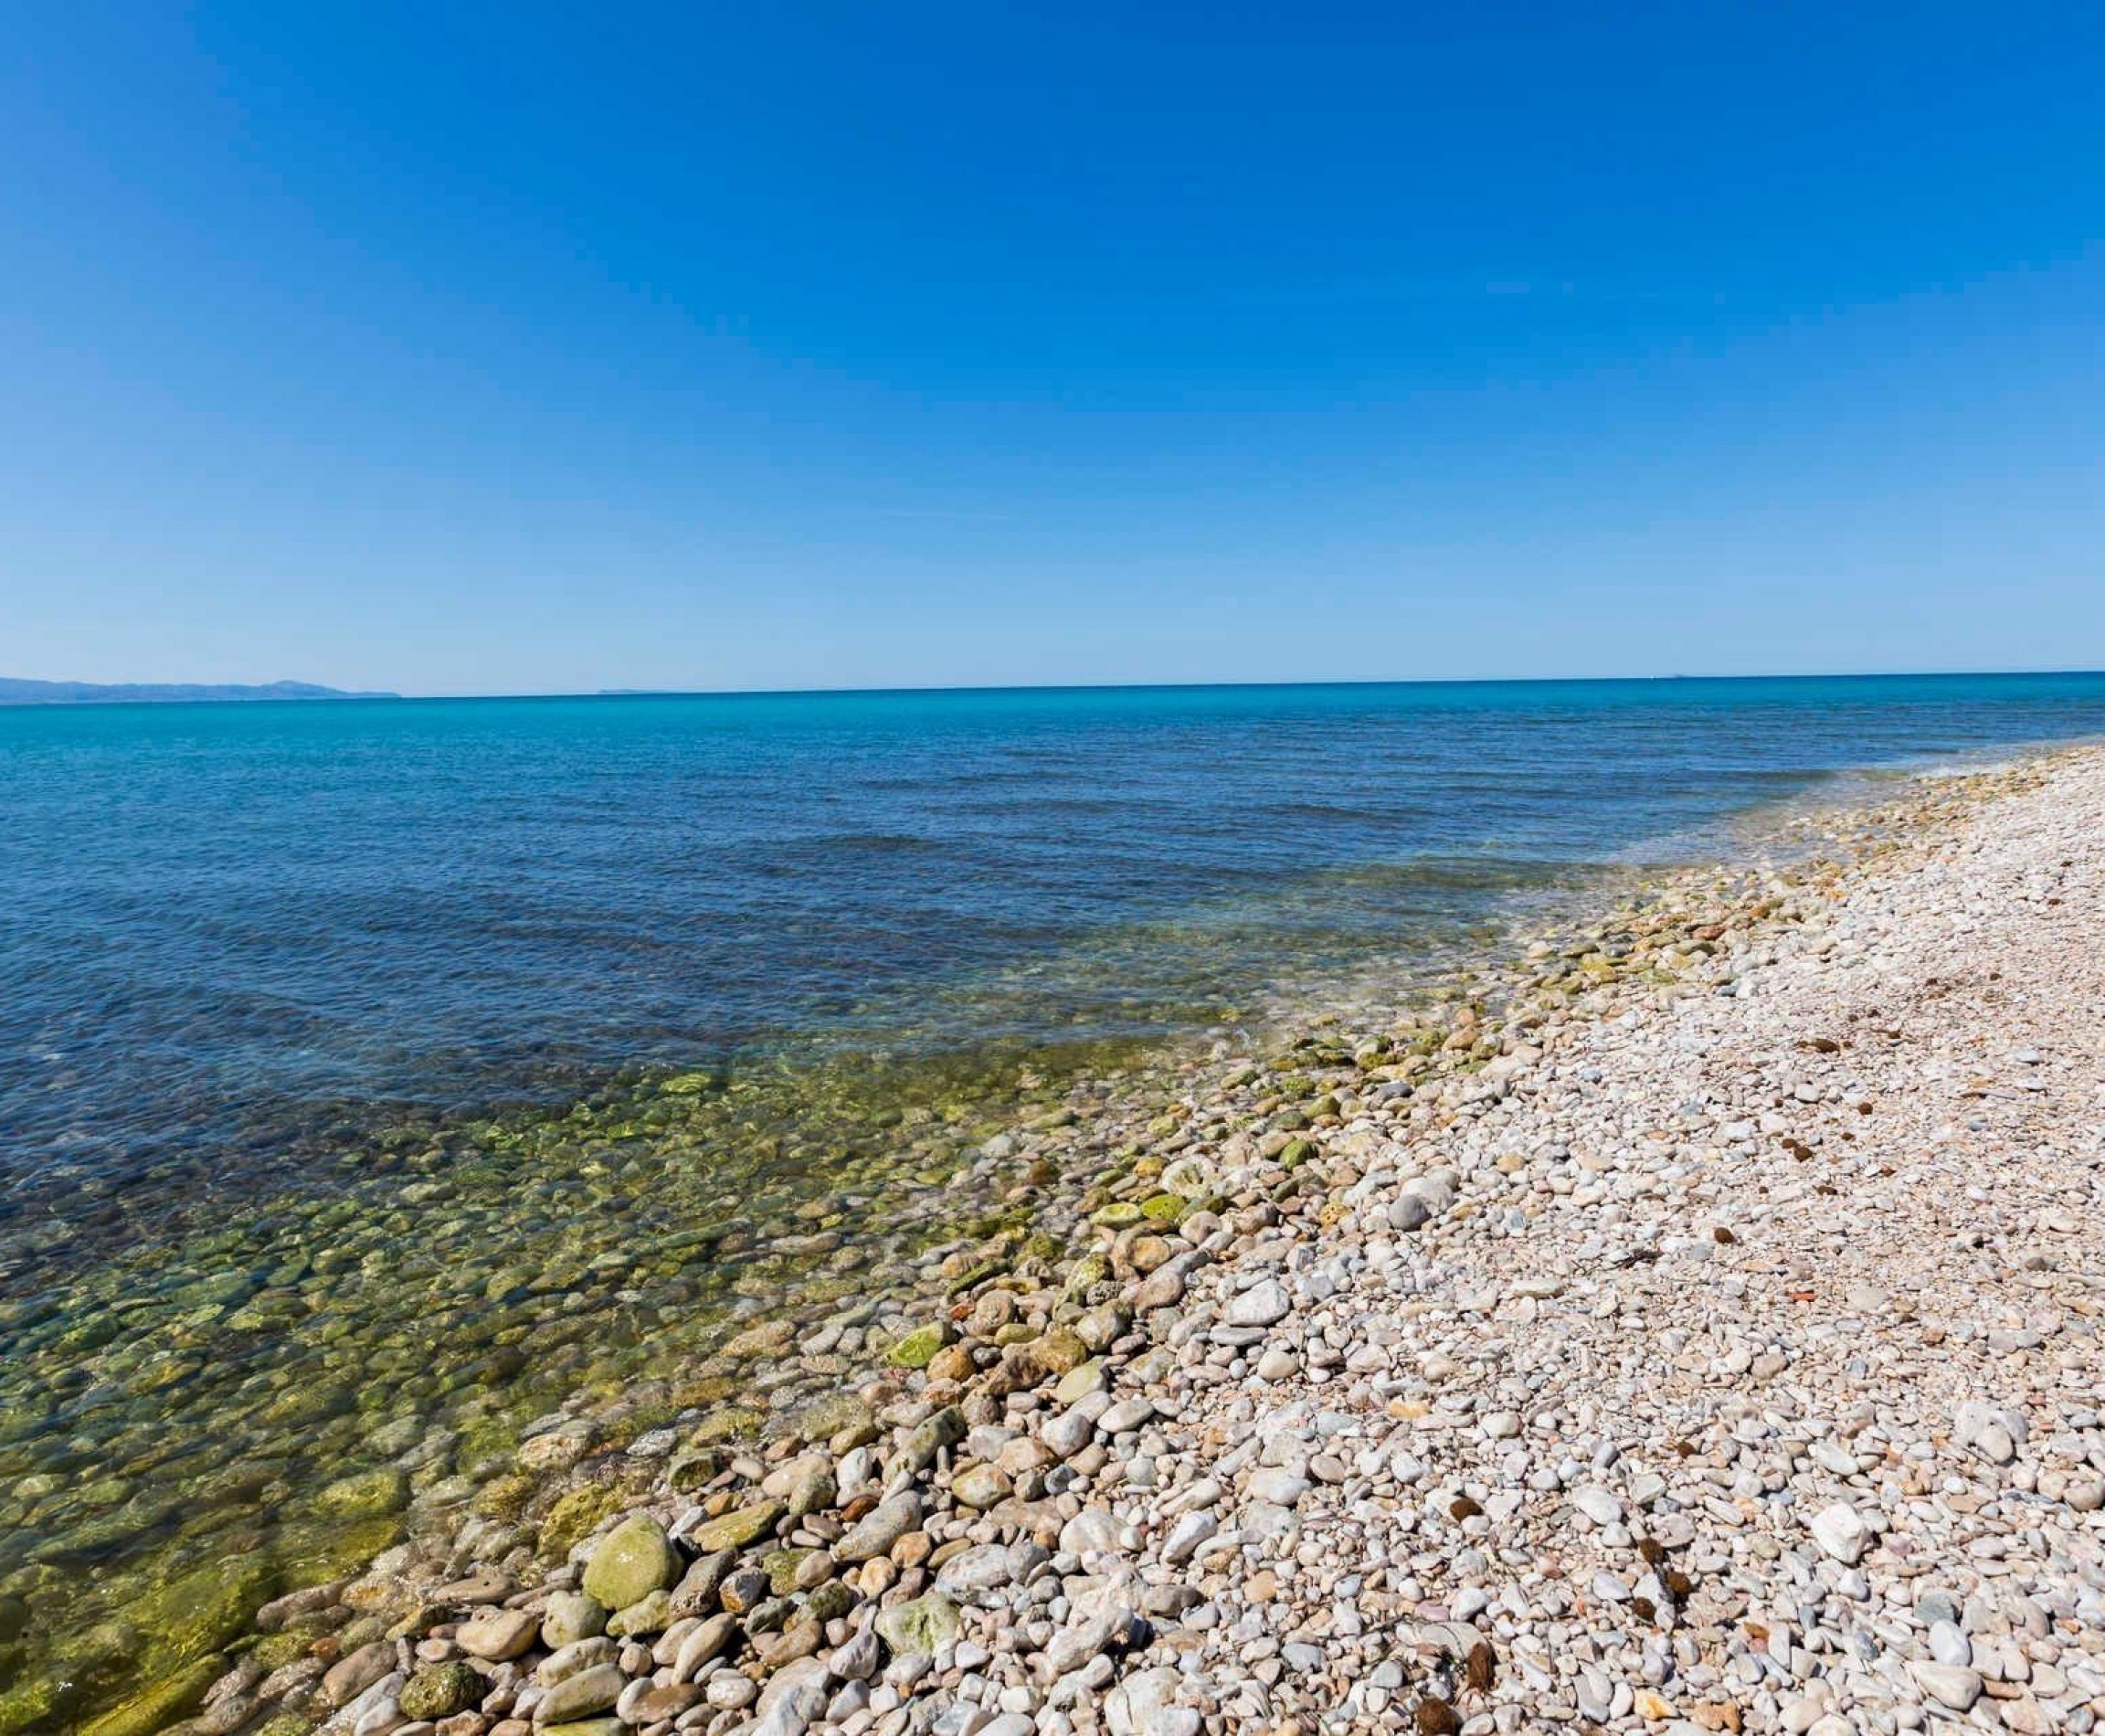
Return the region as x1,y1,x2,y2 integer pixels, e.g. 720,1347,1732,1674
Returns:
605,1588,671,1637
581,1514,678,1611
886,1322,953,1369
689,1498,785,1553
761,1547,817,1595
540,1483,627,1558
685,1404,764,1447
473,1471,538,1521
312,1466,408,1519
538,1662,625,1721
665,1446,723,1494
78,1655,223,1736
399,1659,482,1720
129,1555,279,1674
720,1318,798,1360
876,1592,958,1659
795,1390,876,1443
247,1629,313,1670
800,1578,857,1625
1027,1326,1089,1375
1063,1253,1112,1297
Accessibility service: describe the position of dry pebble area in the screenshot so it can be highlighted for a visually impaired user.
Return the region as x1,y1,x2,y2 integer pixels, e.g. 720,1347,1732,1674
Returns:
169,747,2105,1736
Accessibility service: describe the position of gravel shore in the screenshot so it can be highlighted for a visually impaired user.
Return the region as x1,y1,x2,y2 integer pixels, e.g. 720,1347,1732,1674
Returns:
156,745,2105,1736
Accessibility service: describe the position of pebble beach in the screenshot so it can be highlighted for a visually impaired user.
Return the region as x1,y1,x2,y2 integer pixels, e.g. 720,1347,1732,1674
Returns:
68,742,2105,1736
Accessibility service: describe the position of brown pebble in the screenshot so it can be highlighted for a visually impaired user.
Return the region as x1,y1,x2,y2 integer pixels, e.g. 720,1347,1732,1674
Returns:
1414,1696,1459,1735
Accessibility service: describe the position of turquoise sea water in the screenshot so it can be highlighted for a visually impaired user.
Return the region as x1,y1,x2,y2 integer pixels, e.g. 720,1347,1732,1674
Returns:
5,671,2105,1731
5,672,2105,1258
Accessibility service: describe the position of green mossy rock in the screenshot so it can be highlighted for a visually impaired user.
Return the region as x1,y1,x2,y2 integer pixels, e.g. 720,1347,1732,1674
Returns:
312,1466,408,1519
131,1555,279,1672
541,1483,628,1559
800,1579,857,1625
604,1588,671,1637
79,1655,223,1736
665,1447,723,1493
581,1514,678,1611
247,1629,313,1671
1030,1327,1089,1375
689,1498,785,1553
794,1391,875,1442
685,1404,764,1446
1063,1252,1112,1297
762,1547,817,1595
886,1322,953,1369
399,1660,482,1720
0,1676,62,1736
474,1471,539,1521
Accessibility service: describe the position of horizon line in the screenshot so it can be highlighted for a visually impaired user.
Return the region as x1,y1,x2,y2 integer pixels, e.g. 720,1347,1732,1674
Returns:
9,664,2105,708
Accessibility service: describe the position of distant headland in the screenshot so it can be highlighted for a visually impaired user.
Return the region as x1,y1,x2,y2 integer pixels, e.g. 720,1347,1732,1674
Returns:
0,677,397,705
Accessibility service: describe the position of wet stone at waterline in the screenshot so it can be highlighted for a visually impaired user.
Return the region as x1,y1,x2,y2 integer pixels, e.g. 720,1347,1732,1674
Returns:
0,1032,1153,1736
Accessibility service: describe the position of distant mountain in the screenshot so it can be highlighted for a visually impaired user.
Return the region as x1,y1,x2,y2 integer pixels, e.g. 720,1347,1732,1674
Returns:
0,677,397,705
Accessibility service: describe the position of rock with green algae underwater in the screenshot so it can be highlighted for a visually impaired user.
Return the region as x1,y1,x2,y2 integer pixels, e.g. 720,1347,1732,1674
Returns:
69,1654,224,1736
579,1513,678,1612
311,1466,408,1519
538,1481,629,1558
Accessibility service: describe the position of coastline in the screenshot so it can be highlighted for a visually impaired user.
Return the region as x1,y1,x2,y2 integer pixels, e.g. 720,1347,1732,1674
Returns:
17,741,2105,1736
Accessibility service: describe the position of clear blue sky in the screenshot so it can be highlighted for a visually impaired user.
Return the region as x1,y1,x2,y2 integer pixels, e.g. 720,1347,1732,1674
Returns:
4,3,2103,694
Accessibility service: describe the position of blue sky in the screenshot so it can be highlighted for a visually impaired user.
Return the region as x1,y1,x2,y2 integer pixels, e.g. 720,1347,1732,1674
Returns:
3,2,2102,693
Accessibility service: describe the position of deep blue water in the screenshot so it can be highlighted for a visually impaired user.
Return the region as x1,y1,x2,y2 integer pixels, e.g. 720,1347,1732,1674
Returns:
5,672,2104,1232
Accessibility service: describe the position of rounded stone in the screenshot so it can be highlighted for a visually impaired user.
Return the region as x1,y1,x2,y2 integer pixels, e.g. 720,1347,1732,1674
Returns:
398,1659,482,1720
581,1514,678,1613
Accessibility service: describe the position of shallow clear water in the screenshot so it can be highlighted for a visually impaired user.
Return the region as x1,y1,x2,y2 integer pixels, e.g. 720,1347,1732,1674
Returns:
5,672,2105,1731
